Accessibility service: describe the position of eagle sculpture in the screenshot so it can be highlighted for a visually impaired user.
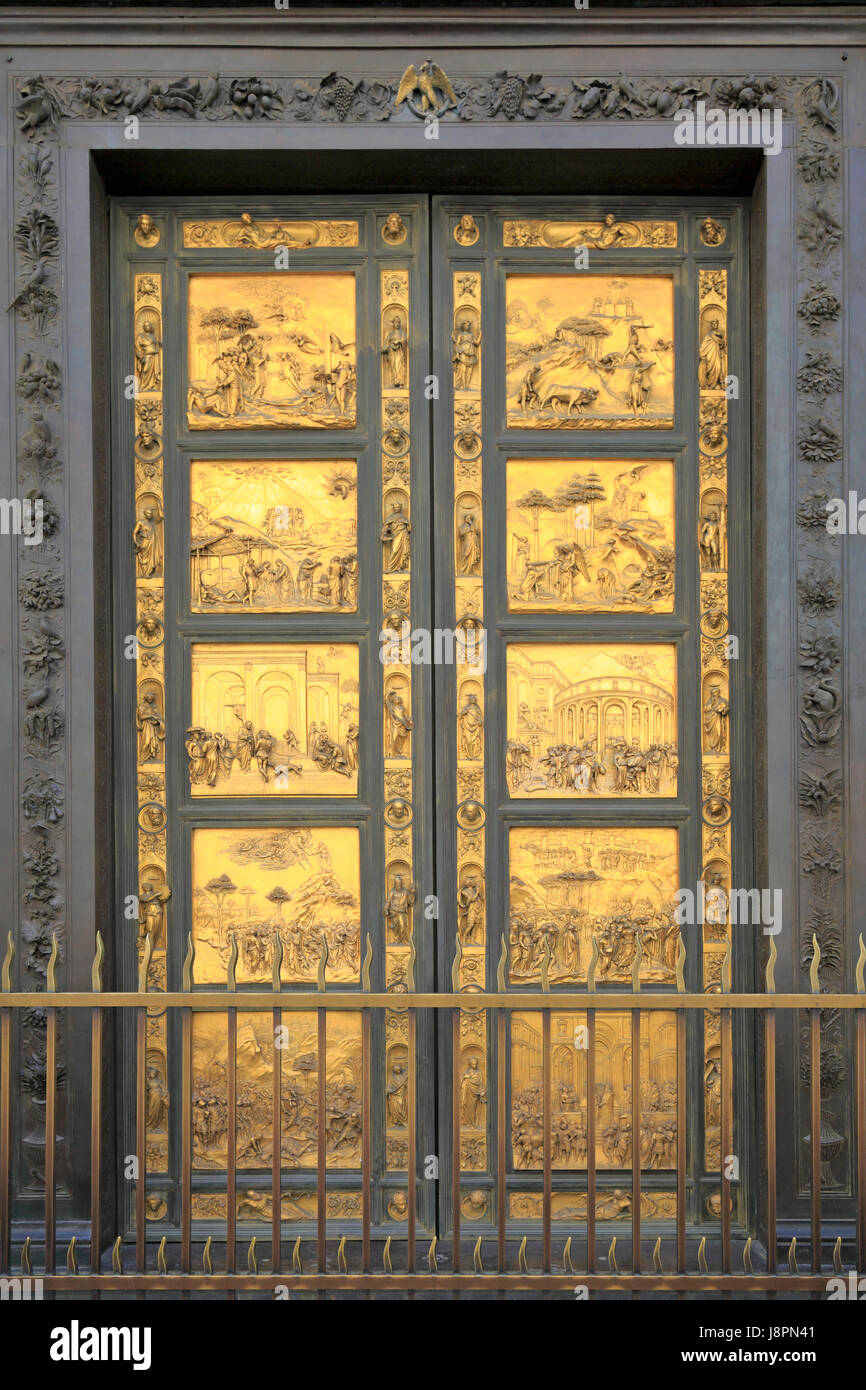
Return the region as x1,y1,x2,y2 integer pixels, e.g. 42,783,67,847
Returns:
396,60,457,115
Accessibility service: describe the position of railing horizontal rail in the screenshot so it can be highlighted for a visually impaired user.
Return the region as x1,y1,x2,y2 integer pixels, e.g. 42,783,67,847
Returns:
2,991,865,1010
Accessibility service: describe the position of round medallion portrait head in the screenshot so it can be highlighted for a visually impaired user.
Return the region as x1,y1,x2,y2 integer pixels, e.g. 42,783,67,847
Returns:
382,212,408,246
699,217,726,247
135,213,161,248
454,214,480,246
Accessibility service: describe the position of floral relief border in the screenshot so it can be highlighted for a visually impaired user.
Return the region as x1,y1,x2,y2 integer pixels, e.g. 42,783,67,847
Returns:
9,66,847,1204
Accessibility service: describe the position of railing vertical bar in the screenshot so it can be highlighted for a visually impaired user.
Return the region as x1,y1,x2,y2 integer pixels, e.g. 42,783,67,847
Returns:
316,1005,326,1276
676,1008,687,1275
497,1007,507,1273
0,1002,11,1276
89,1004,103,1285
765,1004,777,1274
631,1007,640,1276
586,1007,596,1275
856,1005,866,1271
271,1001,281,1276
542,1005,552,1274
452,1008,461,1274
135,1002,147,1276
226,1003,237,1282
407,1007,417,1280
720,1004,733,1275
809,1006,822,1274
181,1001,192,1282
361,1007,371,1276
45,997,57,1276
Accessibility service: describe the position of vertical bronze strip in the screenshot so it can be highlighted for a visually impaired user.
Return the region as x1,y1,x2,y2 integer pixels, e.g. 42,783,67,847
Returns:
631,1009,640,1275
317,1006,326,1275
809,1007,822,1274
407,1008,417,1275
452,1009,461,1273
497,1008,507,1273
542,1007,552,1274
586,1008,596,1275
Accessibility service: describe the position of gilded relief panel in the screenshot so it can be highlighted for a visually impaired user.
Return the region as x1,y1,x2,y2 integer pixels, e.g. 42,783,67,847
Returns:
186,272,357,429
183,217,359,249
191,1010,362,1171
189,642,359,796
506,457,675,612
503,218,678,250
511,1011,679,1171
508,826,680,985
190,826,361,985
190,459,358,612
506,643,678,797
505,274,674,429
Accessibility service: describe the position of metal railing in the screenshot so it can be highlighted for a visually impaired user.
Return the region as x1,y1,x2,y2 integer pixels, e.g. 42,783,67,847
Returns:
1,930,865,1296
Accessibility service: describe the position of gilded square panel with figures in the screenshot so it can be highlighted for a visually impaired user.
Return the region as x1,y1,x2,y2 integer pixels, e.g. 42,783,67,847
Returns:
505,274,674,429
187,272,357,429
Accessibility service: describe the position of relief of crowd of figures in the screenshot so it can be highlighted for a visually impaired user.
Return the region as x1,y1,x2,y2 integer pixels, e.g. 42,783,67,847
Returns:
7,59,849,1210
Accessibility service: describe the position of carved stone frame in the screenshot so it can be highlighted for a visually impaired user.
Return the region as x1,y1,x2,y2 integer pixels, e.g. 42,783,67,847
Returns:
1,12,860,1255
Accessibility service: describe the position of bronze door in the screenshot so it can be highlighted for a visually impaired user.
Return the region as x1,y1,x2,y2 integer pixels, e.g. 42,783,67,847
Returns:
115,194,748,1245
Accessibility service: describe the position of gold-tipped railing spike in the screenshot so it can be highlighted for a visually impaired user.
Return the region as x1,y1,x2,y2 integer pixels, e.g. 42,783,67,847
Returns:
21,1237,31,1276
743,1237,753,1273
337,1235,347,1273
361,933,373,992
809,934,821,994
721,938,732,994
540,935,551,994
473,1236,484,1273
66,1236,77,1274
202,1235,213,1274
292,1237,302,1274
157,1236,167,1274
833,1236,843,1273
1,933,14,992
765,933,778,995
317,934,329,992
182,933,195,992
608,1236,618,1273
788,1236,798,1274
631,935,643,993
406,936,416,993
247,1237,258,1274
856,934,866,994
652,1237,663,1273
137,932,152,994
47,930,59,993
91,932,105,992
563,1235,575,1273
497,934,508,992
226,933,238,992
675,935,686,994
518,1236,528,1272
111,1236,123,1274
697,1237,708,1273
271,933,283,991
587,934,599,993
383,1235,393,1273
427,1235,438,1272
451,935,463,990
